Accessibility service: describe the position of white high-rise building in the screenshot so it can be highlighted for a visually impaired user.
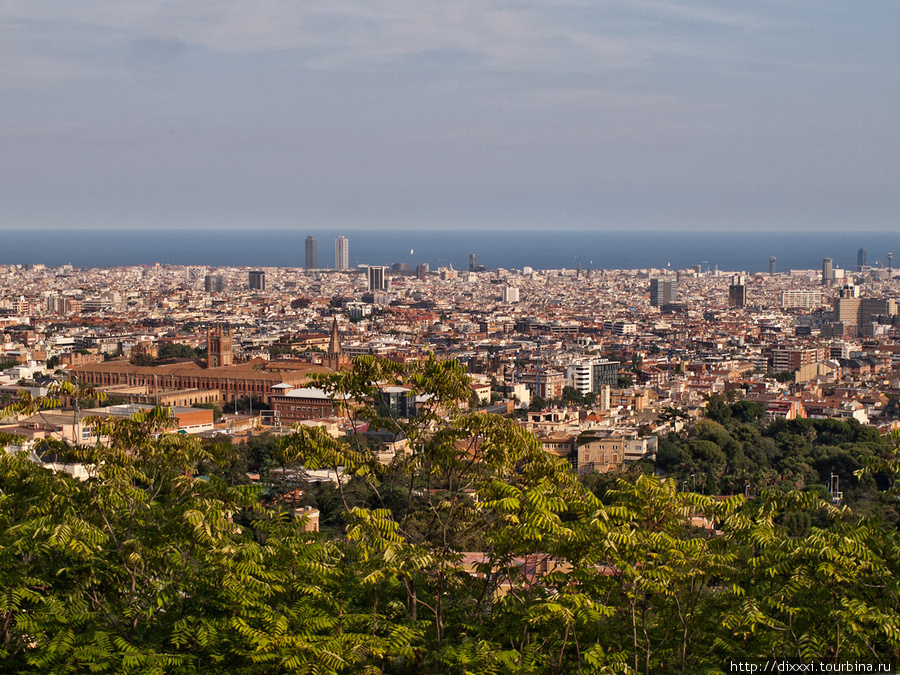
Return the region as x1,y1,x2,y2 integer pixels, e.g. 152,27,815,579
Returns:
565,358,621,396
335,236,349,270
502,286,520,303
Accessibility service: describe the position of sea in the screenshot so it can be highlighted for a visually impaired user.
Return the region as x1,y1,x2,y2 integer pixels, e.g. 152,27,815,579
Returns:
0,229,896,274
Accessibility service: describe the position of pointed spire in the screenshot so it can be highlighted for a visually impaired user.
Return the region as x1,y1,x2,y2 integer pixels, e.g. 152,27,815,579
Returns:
326,317,350,371
328,317,342,357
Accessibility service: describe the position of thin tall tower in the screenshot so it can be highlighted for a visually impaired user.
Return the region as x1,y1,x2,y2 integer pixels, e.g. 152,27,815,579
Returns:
367,266,386,292
822,258,833,286
335,236,349,270
305,236,317,270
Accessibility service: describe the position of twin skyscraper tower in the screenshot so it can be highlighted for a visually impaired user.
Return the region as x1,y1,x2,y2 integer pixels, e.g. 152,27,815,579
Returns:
304,235,349,271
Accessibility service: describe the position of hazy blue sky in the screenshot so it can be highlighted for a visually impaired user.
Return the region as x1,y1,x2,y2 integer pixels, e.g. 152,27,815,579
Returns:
2,1,898,231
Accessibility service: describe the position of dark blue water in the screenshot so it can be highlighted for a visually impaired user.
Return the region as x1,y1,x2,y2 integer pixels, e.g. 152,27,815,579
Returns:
0,229,895,274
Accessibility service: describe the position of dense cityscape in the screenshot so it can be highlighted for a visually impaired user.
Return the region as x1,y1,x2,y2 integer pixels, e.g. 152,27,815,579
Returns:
3,237,899,449
3,236,900,672
4,0,900,670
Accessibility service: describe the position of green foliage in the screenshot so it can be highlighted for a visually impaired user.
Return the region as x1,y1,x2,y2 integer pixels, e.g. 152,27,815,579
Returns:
658,400,896,518
2,360,900,673
157,343,204,361
561,385,590,408
731,399,764,423
630,352,643,372
616,375,633,388
528,395,546,411
658,404,690,430
268,345,299,359
129,352,155,366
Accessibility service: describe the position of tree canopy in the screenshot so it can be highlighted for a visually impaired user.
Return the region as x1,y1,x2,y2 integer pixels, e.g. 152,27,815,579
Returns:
1,360,899,673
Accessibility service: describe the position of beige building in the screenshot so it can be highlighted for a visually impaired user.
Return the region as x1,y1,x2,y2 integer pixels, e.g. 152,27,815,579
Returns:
70,360,329,406
577,433,657,473
577,436,626,474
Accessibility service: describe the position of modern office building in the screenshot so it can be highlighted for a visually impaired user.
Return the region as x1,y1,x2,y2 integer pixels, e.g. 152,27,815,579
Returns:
822,258,833,286
566,358,621,396
467,254,485,272
857,248,866,272
782,290,823,309
771,347,827,373
834,289,897,335
502,286,520,303
569,361,595,396
603,321,638,336
248,270,266,291
335,236,349,270
649,278,677,307
203,274,225,293
728,275,747,308
367,266,386,292
769,257,776,275
416,264,429,280
305,236,317,270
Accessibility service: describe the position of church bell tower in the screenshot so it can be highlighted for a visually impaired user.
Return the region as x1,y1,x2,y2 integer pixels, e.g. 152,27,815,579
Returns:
325,318,350,371
207,324,233,368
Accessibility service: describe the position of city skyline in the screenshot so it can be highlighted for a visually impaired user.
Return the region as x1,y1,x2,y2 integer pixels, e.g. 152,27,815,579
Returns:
2,2,899,233
1,228,898,274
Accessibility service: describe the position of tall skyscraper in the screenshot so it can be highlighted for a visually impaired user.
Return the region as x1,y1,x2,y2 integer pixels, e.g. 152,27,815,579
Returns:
468,254,477,272
335,236,349,270
822,258,833,286
769,257,776,275
367,266,386,292
728,275,747,308
249,270,266,291
305,236,317,270
649,278,677,307
204,274,225,293
857,248,866,272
